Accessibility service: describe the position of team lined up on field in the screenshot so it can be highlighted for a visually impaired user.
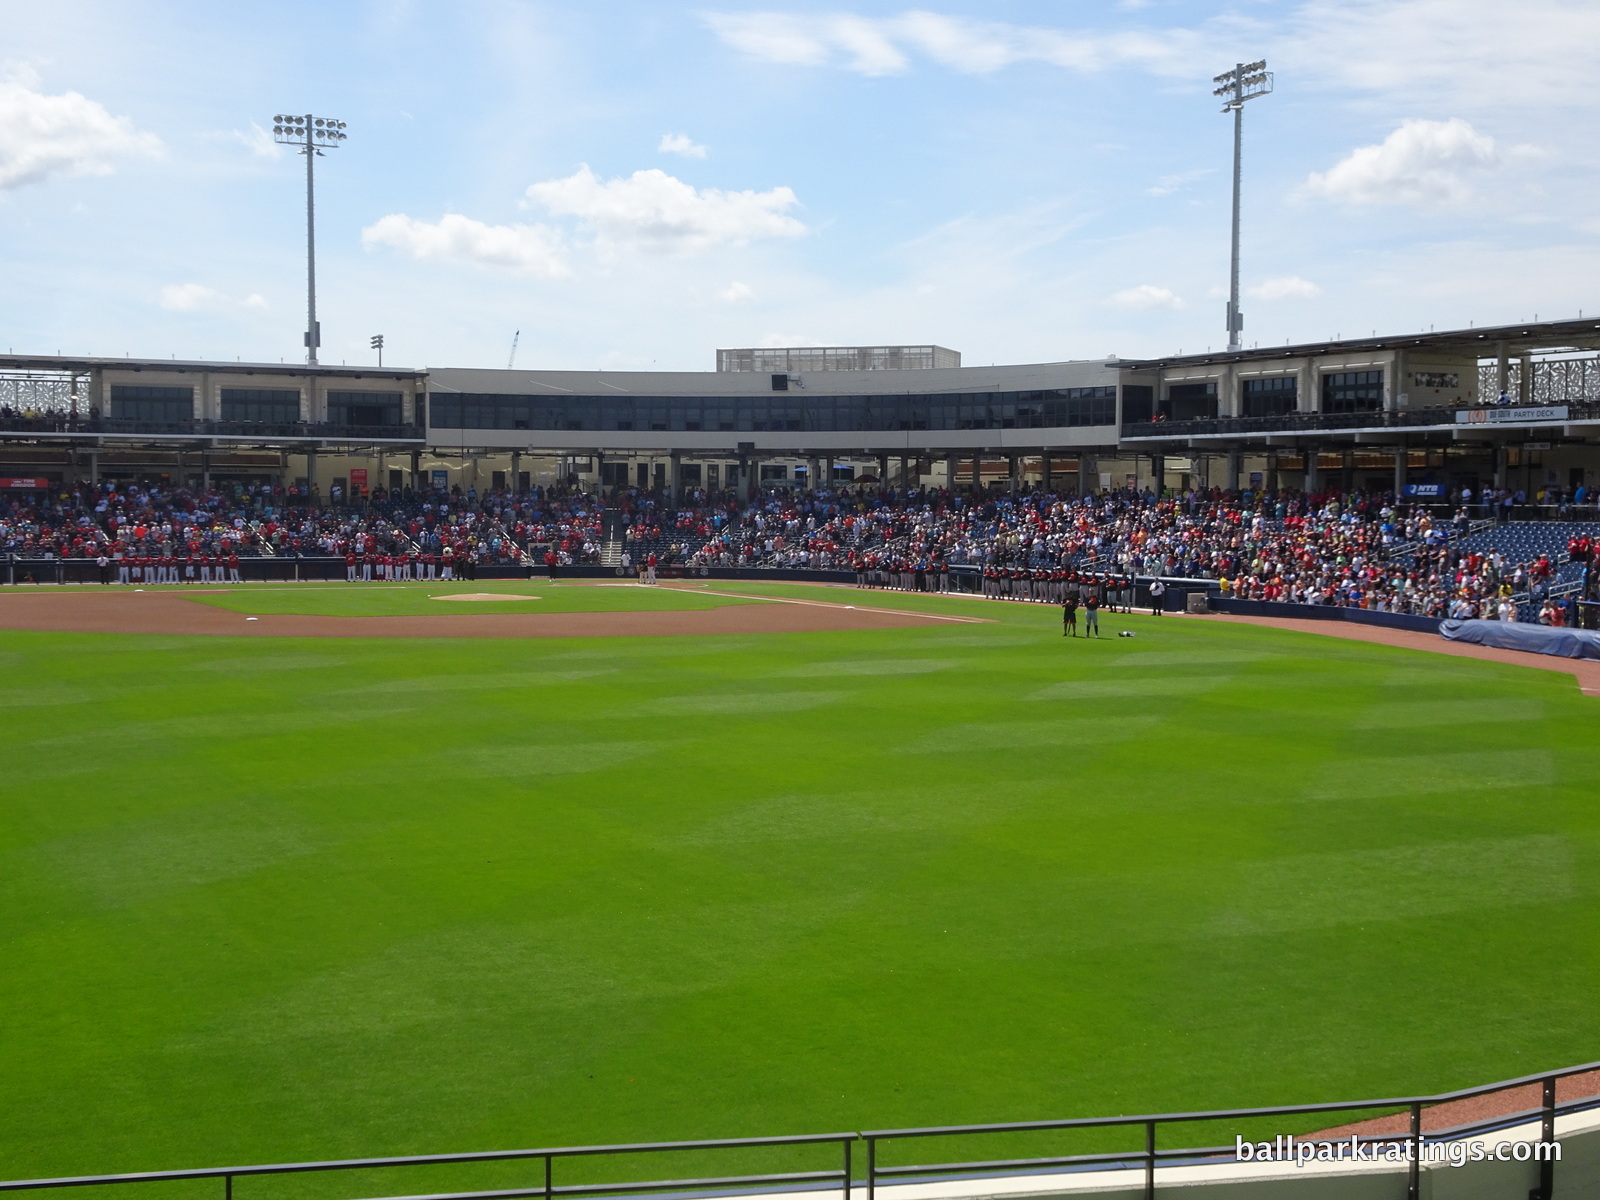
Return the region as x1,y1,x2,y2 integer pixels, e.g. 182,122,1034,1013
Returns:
341,550,476,582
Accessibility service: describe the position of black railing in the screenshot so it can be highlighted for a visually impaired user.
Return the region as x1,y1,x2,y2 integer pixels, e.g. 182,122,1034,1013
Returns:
0,1135,855,1200
1123,400,1600,440
864,1058,1600,1200
4,1061,1599,1200
0,416,424,441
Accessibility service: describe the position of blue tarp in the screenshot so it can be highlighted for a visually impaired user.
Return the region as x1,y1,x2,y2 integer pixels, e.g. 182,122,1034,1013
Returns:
1439,619,1600,660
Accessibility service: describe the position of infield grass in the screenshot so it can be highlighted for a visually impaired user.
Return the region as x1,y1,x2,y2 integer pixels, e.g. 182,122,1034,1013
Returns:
4,586,1599,1189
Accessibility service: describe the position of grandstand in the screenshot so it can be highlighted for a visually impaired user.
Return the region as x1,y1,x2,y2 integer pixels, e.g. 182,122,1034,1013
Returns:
5,316,1600,502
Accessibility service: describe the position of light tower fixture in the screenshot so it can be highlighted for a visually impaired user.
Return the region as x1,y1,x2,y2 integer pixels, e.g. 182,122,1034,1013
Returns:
271,114,350,366
370,333,384,367
1212,61,1272,353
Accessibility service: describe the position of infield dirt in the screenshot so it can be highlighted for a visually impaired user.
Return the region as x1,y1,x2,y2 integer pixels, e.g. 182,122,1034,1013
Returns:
0,587,979,638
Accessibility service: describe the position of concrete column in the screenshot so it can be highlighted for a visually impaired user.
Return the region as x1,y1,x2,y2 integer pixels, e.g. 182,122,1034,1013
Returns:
971,454,982,491
808,455,822,493
1040,451,1052,492
1008,454,1020,493
877,454,889,487
202,452,210,491
510,451,521,494
1297,360,1316,412
945,454,957,490
411,450,421,490
1496,342,1510,402
306,448,318,503
1266,449,1280,493
1391,349,1407,412
1519,355,1533,405
1151,454,1165,495
1341,449,1355,493
1393,446,1407,497
1493,443,1507,489
1303,445,1319,493
668,452,681,501
1226,449,1242,491
1077,455,1092,497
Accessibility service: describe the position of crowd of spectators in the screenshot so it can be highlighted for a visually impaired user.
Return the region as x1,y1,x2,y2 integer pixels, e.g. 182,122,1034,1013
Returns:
2,477,1592,625
0,480,606,569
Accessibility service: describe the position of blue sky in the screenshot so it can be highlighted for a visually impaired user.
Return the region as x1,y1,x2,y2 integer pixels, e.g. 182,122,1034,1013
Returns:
1,0,1596,371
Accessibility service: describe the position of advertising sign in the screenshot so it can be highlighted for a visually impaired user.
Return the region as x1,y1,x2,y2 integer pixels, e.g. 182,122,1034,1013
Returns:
431,469,449,490
1403,483,1447,498
1456,406,1568,424
0,478,50,489
349,469,368,491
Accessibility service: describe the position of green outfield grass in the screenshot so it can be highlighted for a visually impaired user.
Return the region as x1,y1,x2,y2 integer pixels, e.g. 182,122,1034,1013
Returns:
185,579,762,617
4,589,1599,1189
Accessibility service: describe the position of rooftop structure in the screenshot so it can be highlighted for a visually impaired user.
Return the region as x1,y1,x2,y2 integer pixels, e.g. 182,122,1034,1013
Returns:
716,345,960,373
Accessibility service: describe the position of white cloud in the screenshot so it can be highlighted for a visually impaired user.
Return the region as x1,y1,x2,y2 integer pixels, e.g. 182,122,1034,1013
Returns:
157,283,223,312
1247,276,1322,300
156,284,269,313
0,68,160,189
360,213,570,277
1303,118,1497,208
524,165,806,254
1108,284,1184,310
232,123,281,160
719,281,754,302
1147,167,1214,197
658,132,709,159
1281,0,1600,116
701,10,1197,77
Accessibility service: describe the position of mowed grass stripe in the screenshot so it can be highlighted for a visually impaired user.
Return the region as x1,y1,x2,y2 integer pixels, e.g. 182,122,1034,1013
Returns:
0,600,1597,1182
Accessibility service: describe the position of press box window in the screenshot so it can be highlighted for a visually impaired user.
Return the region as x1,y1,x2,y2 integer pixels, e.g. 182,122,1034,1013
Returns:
108,385,194,422
1321,371,1383,414
1165,382,1218,420
220,388,299,423
327,390,403,426
1242,376,1297,418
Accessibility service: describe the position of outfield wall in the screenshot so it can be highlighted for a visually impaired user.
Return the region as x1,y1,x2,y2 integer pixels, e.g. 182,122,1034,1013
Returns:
1208,596,1444,634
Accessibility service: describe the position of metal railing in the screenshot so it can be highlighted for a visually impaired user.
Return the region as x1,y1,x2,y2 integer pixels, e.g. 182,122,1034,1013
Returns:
1123,399,1600,441
0,416,424,442
863,1058,1600,1200
6,1061,1600,1200
0,1134,855,1200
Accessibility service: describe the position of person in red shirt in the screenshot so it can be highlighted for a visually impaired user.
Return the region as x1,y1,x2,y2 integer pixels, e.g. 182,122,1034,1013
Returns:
228,553,241,583
345,551,358,582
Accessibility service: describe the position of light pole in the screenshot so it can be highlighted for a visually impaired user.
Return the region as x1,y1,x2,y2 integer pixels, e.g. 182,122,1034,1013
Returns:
271,114,349,366
370,334,384,367
1212,61,1272,352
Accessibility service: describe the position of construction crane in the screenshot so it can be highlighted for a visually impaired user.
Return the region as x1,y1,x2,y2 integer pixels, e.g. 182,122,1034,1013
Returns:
507,330,519,370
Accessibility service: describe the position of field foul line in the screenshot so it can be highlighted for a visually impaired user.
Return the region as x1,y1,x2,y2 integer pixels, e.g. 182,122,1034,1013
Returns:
702,589,990,623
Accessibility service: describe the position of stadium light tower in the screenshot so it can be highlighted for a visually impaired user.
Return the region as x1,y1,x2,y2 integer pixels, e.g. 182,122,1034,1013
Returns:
271,114,349,366
1212,61,1272,352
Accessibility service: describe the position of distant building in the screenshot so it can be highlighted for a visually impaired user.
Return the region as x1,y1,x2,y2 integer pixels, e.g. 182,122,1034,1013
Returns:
716,345,961,373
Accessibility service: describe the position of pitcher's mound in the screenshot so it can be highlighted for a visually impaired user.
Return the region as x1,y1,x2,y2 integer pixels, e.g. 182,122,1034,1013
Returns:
430,593,542,602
